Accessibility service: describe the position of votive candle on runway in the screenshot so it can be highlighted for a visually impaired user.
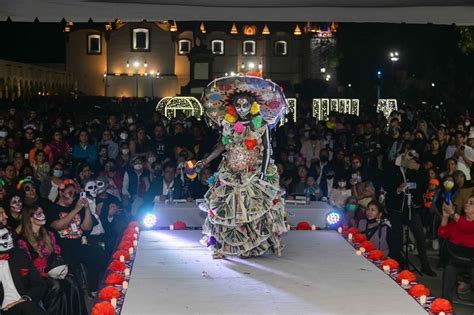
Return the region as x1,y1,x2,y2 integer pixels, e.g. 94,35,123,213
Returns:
170,224,174,230
356,250,362,256
111,298,117,308
401,279,409,287
382,265,390,274
348,233,353,240
360,247,366,253
419,295,426,306
120,255,125,262
124,268,130,277
129,247,134,255
337,227,342,233
133,240,138,247
135,227,139,233
311,225,316,231
133,233,138,239
122,281,128,290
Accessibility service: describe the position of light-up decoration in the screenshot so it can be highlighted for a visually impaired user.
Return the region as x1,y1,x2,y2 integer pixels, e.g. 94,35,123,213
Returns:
326,211,341,228
143,213,157,228
280,98,297,126
262,24,270,35
294,24,302,36
156,96,204,120
243,25,257,36
170,21,178,32
230,23,238,35
199,22,206,34
312,98,360,121
376,99,398,119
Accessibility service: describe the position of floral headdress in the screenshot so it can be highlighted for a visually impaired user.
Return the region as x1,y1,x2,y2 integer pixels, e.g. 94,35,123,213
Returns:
58,179,79,191
16,178,33,190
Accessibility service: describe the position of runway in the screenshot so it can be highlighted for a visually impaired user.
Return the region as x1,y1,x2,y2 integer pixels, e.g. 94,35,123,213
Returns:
121,230,427,315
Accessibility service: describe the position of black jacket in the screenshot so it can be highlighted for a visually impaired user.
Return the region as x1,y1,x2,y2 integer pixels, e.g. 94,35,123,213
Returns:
0,248,46,305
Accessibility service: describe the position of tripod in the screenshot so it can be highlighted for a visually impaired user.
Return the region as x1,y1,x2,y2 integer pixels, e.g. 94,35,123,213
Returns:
402,191,423,275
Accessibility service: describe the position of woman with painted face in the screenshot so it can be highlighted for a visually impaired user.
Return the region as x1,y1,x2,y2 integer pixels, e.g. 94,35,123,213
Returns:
6,195,23,231
47,179,107,297
17,205,87,315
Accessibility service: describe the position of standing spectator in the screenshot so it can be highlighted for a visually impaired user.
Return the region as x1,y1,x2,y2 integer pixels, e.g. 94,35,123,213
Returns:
151,124,171,162
300,131,321,168
452,131,473,180
72,130,98,167
32,150,50,182
422,138,445,171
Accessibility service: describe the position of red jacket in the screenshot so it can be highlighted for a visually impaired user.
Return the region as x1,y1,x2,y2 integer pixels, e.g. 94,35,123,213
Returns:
438,216,474,248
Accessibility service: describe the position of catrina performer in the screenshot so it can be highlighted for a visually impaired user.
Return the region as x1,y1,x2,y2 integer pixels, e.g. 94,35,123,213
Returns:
196,76,287,258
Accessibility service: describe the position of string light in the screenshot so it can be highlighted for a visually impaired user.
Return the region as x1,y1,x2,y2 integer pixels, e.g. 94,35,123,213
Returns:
294,24,302,36
156,96,204,120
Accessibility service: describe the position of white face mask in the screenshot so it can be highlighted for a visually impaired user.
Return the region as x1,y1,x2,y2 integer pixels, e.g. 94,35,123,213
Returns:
120,132,128,140
33,208,46,225
134,164,143,171
0,227,13,252
121,148,130,155
85,180,98,198
148,157,156,164
338,182,346,188
235,97,251,118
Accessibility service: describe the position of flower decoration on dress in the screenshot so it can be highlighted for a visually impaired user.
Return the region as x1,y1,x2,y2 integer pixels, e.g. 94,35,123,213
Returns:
429,298,453,314
224,113,237,123
206,174,217,185
408,284,431,297
250,102,260,115
233,121,245,134
91,301,115,315
244,138,258,150
221,135,230,145
252,116,263,129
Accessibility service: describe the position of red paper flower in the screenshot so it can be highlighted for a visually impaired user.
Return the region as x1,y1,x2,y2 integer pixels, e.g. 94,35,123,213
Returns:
122,233,137,242
108,260,126,272
226,106,237,117
272,199,280,205
244,138,258,150
430,298,453,313
344,227,359,237
119,241,134,251
381,258,399,270
296,221,311,230
367,249,385,261
396,270,417,283
408,284,431,297
91,301,115,315
113,250,130,261
105,273,124,285
99,285,122,300
359,241,375,252
353,233,367,244
174,221,187,230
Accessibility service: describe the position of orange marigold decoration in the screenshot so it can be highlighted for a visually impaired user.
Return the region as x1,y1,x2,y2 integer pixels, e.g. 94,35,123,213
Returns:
91,301,115,315
396,270,417,283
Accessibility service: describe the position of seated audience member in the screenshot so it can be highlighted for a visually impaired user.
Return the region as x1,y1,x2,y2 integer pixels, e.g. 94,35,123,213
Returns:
0,224,46,315
344,196,359,227
40,162,65,203
17,178,51,212
48,179,106,297
0,205,8,226
187,167,212,200
75,163,93,186
357,201,391,256
438,196,474,302
291,166,308,195
320,170,336,200
306,175,322,201
32,150,50,182
99,160,123,201
6,195,23,231
329,177,352,210
17,205,87,315
144,162,183,204
0,179,8,204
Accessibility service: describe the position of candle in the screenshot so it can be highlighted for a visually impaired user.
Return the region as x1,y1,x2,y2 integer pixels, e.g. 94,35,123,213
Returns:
356,250,362,256
133,233,138,239
124,268,130,277
439,312,445,315
169,224,174,230
122,281,128,290
419,295,426,306
360,247,366,253
337,227,342,233
348,233,353,240
401,279,409,287
135,226,139,232
311,225,316,231
129,247,134,255
119,255,125,262
111,297,117,308
133,240,138,247
382,265,390,274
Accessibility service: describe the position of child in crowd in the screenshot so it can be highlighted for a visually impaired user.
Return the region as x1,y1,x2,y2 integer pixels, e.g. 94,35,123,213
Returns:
329,177,352,210
357,201,391,257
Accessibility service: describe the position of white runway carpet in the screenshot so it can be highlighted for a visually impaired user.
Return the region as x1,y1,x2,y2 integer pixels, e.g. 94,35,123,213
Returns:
121,230,426,315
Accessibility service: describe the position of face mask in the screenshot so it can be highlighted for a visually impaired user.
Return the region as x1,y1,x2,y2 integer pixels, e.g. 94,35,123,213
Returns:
338,182,346,188
134,164,143,171
53,169,63,178
127,118,134,124
85,181,98,198
345,204,359,212
96,179,107,194
288,156,294,163
121,148,130,155
120,132,128,140
148,157,157,164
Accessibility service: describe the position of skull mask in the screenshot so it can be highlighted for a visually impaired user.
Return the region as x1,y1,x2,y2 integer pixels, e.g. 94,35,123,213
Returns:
234,96,252,119
96,177,108,195
0,226,13,252
84,180,98,198
33,207,46,225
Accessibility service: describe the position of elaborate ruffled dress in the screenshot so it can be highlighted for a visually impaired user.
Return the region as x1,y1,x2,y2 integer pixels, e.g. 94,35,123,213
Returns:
200,76,288,257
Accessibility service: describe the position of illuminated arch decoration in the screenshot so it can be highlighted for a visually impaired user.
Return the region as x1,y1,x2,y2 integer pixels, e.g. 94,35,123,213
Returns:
156,96,204,120
280,98,297,126
243,25,257,36
312,98,359,121
376,99,398,119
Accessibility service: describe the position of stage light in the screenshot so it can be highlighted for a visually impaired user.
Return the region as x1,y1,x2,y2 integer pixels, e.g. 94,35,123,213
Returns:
326,211,341,228
143,213,157,228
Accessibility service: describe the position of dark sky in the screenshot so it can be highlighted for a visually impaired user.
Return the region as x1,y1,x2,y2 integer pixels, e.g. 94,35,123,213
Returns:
0,22,65,63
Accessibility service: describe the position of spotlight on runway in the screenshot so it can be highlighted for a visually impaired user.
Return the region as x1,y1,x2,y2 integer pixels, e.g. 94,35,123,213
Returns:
143,213,157,228
326,211,342,229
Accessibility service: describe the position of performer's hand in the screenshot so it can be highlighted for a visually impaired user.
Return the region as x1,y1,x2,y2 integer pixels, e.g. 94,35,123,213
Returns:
195,160,205,172
396,183,408,194
442,202,455,217
3,298,26,311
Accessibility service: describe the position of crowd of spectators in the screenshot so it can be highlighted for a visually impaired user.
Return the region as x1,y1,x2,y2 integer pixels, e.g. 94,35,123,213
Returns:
0,96,472,313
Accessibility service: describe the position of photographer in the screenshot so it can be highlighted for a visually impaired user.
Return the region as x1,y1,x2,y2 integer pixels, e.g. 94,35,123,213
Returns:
385,149,437,276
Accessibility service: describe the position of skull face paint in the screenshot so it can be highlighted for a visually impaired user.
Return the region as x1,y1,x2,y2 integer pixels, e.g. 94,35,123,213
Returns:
10,196,23,213
32,207,46,225
96,177,107,194
234,96,252,119
0,226,13,252
85,180,98,198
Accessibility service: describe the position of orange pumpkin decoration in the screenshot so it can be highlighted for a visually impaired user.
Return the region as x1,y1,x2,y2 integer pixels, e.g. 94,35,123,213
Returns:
353,233,367,244
359,240,375,252
108,260,126,272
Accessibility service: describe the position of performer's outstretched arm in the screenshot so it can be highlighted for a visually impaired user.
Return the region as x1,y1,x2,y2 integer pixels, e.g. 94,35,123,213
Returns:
261,126,271,178
198,143,226,169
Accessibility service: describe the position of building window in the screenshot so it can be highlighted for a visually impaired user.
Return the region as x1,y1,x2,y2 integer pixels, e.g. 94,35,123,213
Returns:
178,39,192,55
211,40,224,55
132,28,150,51
274,41,288,56
87,34,101,54
243,40,256,55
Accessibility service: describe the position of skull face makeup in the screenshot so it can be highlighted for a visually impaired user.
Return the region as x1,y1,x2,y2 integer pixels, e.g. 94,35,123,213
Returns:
96,177,108,194
85,180,98,198
32,207,46,225
234,96,252,119
0,226,13,252
10,196,22,213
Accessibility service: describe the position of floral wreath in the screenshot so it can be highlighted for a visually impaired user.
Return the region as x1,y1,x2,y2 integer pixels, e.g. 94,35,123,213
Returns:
58,179,80,191
16,178,33,190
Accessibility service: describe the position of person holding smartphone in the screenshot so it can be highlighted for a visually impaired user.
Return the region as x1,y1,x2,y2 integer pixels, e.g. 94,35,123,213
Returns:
384,149,437,276
47,179,107,298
